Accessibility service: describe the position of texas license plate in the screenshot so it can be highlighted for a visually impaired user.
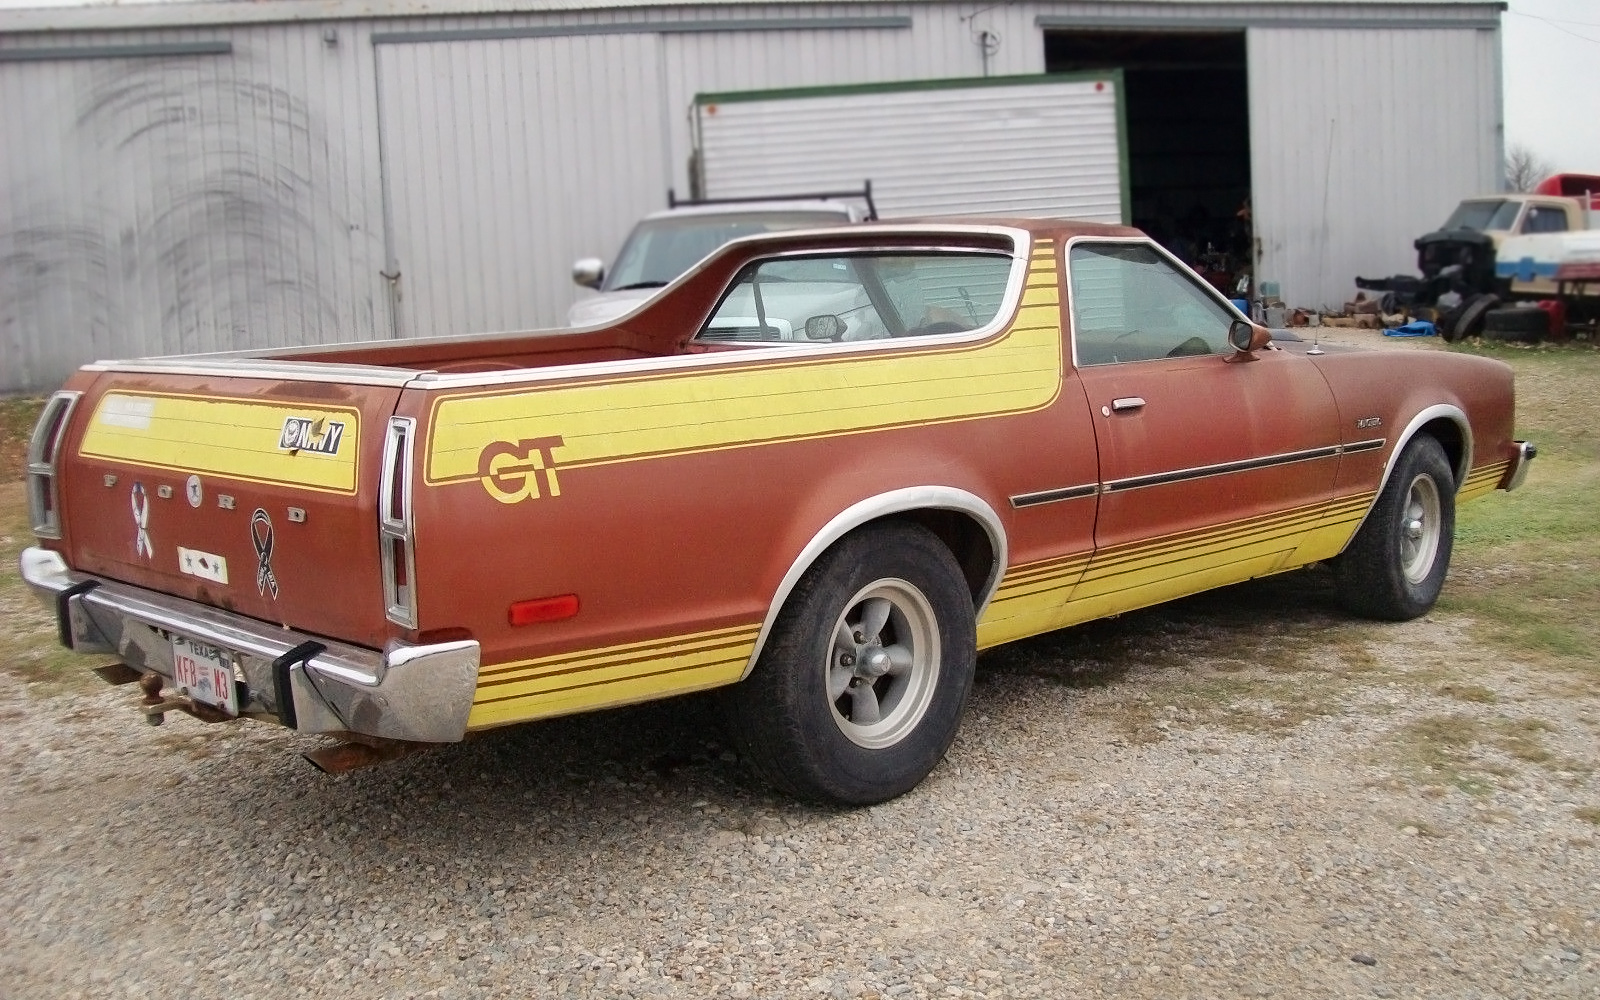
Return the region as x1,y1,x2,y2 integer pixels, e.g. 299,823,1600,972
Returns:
171,635,239,716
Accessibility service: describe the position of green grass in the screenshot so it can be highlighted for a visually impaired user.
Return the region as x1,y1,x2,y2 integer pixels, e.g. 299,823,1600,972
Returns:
0,478,107,694
1437,683,1498,705
1438,342,1600,683
1,399,109,693
0,397,45,481
1397,713,1560,795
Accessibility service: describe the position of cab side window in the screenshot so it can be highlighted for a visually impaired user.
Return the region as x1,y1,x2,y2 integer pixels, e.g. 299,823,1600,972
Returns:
1068,242,1235,366
1522,205,1570,234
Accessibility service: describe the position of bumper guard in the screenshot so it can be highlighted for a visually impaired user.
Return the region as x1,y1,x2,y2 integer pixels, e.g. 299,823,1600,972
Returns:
1502,440,1537,492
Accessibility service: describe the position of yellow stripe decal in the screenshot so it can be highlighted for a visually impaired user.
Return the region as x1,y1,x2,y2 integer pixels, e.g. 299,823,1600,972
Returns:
467,625,761,729
471,486,1398,722
426,244,1063,484
977,491,1377,648
1459,462,1509,503
78,392,360,494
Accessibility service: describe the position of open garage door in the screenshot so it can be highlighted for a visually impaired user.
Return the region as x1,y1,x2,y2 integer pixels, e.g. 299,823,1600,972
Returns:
694,74,1128,223
1045,31,1253,300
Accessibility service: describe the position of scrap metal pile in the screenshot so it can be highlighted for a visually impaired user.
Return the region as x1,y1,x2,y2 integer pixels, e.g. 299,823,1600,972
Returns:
1343,174,1600,343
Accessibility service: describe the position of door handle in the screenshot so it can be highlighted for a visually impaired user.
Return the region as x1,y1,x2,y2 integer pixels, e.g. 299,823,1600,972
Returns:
1110,396,1146,412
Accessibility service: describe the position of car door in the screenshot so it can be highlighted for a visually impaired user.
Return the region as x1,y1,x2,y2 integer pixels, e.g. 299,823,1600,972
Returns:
1064,239,1344,621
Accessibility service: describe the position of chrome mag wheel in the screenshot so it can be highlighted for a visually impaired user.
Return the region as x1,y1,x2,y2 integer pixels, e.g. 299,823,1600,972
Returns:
827,579,940,749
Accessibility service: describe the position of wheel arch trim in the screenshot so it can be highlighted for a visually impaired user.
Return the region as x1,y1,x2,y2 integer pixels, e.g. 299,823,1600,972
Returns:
741,487,1007,680
1342,403,1472,552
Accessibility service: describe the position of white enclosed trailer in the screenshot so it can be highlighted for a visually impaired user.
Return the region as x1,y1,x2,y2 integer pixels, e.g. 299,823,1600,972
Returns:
693,74,1129,224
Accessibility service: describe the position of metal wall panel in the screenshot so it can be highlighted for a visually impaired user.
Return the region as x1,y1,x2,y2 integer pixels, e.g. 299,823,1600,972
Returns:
374,32,668,337
696,77,1126,222
1,2,1508,392
1247,24,1502,308
0,22,391,394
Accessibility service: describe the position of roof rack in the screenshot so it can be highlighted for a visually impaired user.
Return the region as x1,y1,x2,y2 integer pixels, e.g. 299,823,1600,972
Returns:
666,181,877,220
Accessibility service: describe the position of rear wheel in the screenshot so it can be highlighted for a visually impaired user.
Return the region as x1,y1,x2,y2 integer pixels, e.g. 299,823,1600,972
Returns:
722,522,976,805
1335,436,1456,621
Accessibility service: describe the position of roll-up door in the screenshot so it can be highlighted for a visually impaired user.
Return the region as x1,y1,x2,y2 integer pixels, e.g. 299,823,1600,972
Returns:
694,74,1128,223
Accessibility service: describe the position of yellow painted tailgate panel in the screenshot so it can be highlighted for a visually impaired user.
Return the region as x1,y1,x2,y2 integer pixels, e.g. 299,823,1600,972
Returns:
78,392,360,494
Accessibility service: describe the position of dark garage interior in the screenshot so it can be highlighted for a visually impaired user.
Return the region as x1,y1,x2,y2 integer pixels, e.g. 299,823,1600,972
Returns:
1045,29,1254,297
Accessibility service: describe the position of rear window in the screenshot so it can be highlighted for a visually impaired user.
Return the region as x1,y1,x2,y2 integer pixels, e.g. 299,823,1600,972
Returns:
697,252,1013,344
603,211,851,291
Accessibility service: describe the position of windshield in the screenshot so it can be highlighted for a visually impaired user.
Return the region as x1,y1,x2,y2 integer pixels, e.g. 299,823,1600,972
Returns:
602,210,852,291
1441,200,1522,232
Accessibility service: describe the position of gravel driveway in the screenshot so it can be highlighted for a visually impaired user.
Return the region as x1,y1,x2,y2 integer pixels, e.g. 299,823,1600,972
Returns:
3,568,1597,1000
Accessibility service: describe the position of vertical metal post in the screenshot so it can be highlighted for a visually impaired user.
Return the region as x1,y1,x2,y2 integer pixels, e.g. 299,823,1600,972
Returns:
372,41,403,339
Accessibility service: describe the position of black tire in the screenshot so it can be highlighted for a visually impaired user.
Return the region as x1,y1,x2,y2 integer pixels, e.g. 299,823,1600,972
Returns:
722,522,976,805
1435,303,1466,342
1482,306,1548,343
1450,292,1500,342
1335,436,1456,621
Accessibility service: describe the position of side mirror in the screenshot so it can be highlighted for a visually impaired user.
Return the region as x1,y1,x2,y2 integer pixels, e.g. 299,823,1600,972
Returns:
571,258,605,290
803,314,845,341
1228,317,1272,354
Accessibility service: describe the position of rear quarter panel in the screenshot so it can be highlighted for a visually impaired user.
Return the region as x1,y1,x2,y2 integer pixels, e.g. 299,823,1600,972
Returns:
401,236,1101,729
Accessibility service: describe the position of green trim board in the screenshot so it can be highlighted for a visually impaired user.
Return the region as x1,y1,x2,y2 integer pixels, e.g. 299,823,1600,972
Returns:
695,70,1124,107
1110,67,1132,225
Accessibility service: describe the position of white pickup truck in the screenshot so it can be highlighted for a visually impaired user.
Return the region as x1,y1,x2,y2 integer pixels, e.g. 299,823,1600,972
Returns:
566,187,875,327
1492,174,1600,308
1360,173,1599,339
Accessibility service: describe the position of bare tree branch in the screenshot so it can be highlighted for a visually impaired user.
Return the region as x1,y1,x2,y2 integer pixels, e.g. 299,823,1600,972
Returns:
1505,143,1554,192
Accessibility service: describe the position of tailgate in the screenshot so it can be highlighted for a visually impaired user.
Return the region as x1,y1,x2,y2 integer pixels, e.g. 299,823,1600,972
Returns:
56,373,404,650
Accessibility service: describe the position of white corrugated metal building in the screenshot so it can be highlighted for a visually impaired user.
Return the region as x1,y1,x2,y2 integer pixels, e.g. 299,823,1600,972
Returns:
1,0,1506,393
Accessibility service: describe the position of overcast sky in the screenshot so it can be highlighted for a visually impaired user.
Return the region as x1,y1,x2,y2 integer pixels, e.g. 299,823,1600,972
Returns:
3,0,1596,176
1503,0,1600,173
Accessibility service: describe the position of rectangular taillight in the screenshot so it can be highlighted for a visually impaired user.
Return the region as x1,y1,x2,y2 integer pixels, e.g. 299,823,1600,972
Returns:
27,391,81,539
379,416,418,628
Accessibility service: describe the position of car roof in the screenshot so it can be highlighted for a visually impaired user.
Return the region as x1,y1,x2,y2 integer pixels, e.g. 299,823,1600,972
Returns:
856,216,1144,242
640,200,862,221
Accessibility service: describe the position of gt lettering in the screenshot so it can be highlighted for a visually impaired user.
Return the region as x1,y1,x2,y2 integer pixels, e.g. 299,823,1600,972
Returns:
478,436,566,504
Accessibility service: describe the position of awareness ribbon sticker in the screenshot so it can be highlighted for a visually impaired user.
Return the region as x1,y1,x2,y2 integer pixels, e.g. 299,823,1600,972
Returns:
130,483,153,559
251,508,279,599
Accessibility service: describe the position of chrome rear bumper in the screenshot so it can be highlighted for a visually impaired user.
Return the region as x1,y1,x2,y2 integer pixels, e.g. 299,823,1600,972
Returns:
20,547,479,743
1502,440,1537,492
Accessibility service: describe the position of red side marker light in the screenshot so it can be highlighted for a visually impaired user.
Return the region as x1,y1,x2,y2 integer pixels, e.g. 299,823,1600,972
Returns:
509,594,580,626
